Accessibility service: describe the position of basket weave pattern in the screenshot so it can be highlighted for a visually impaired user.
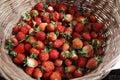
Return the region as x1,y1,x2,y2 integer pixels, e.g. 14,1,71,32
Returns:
0,0,120,80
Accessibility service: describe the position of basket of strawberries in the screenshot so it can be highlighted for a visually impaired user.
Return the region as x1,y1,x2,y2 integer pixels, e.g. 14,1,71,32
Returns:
0,0,120,80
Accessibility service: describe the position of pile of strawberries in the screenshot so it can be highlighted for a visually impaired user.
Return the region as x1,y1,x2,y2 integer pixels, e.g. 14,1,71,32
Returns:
5,2,106,80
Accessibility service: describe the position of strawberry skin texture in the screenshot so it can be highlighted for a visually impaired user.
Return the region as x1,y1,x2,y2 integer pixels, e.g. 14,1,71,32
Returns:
35,2,43,11
16,32,26,41
50,71,62,80
13,53,25,64
82,32,91,41
74,69,83,77
49,49,60,59
34,17,42,25
53,39,63,48
39,52,49,61
86,58,98,69
75,23,83,33
42,61,55,72
92,22,103,32
14,43,24,53
25,67,34,75
33,68,43,78
77,57,87,68
35,31,46,41
13,25,20,33
30,48,40,56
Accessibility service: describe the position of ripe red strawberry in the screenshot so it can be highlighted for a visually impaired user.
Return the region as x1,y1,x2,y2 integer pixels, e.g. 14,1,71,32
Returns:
25,67,34,75
46,23,55,32
82,44,94,58
13,53,25,64
47,6,54,13
33,41,44,50
33,68,43,78
59,37,66,43
43,71,52,79
39,52,49,61
28,36,36,44
50,71,62,80
34,17,42,25
35,31,46,41
53,39,63,48
72,38,83,49
59,4,67,12
64,59,72,66
13,25,20,33
62,43,70,51
68,6,77,15
72,32,80,38
51,12,60,21
75,23,83,33
92,22,103,32
74,68,83,77
91,31,98,39
65,27,73,34
20,26,29,34
76,15,85,23
82,32,91,41
25,43,32,51
96,48,103,56
55,25,65,33
77,57,87,68
89,15,96,22
16,32,26,41
56,21,62,26
42,61,55,72
30,48,40,56
60,51,70,60
42,13,50,23
54,59,63,67
86,57,100,69
49,49,60,59
47,32,57,41
65,65,76,73
26,57,38,68
64,14,73,22
35,2,43,11
55,66,64,76
14,43,24,53
66,73,73,79
10,37,18,46
38,23,48,31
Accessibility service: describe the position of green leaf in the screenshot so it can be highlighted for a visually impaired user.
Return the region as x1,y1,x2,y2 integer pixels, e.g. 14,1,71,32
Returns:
32,41,38,48
33,27,40,32
30,53,37,58
62,32,72,39
39,66,44,72
23,57,28,66
25,35,31,42
51,21,56,27
92,39,98,48
99,29,107,35
86,25,91,30
43,2,48,9
55,31,60,37
62,13,66,21
18,22,26,27
65,67,69,73
83,18,89,25
94,55,102,64
5,40,14,50
9,51,17,58
22,13,31,21
32,11,39,17
32,20,36,27
77,49,86,56
69,22,75,28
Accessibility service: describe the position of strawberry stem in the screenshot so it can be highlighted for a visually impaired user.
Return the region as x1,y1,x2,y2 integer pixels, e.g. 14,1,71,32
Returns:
22,13,31,21
5,40,14,50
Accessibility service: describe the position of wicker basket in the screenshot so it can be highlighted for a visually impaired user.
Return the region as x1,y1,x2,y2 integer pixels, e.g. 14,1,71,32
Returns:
0,0,120,80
